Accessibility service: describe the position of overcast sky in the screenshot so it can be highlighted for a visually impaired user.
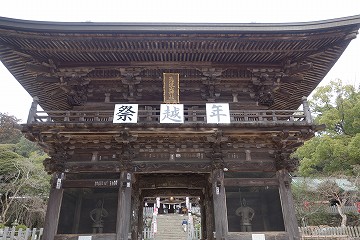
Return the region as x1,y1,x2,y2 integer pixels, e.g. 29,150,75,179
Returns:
0,0,359,122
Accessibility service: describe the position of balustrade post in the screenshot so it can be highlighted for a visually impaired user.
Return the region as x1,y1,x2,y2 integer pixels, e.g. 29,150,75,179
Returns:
272,110,277,121
94,112,99,121
302,97,312,124
191,106,198,122
79,113,85,122
27,97,39,124
145,106,152,122
105,93,111,103
64,111,70,122
232,93,238,102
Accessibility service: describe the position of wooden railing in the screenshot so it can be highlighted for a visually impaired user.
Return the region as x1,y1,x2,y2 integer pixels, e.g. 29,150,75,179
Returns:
27,105,311,125
299,226,360,238
143,207,155,240
188,207,202,240
0,227,43,240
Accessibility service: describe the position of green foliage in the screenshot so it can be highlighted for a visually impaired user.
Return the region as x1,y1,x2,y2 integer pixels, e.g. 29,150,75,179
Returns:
15,136,43,158
295,79,360,176
15,224,27,230
0,113,49,227
296,135,355,176
292,181,328,226
310,80,360,136
306,211,335,226
0,146,24,178
292,178,358,227
0,113,22,144
346,213,360,227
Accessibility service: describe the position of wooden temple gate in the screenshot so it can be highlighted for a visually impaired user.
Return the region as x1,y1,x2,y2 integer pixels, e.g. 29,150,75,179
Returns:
0,15,360,240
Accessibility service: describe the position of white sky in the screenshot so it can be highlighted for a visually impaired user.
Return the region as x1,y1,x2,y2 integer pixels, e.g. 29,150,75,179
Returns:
0,0,359,122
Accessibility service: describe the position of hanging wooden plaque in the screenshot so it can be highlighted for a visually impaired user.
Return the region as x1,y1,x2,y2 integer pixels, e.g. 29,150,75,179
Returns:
163,73,179,103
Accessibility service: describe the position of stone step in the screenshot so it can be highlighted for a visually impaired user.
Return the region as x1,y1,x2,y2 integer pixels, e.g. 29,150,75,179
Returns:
155,214,188,240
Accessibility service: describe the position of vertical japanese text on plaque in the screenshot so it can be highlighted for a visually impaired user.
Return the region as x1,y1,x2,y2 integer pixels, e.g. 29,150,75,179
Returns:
163,73,179,103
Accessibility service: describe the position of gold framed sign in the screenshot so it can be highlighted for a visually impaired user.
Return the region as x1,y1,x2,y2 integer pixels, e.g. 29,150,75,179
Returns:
163,73,179,103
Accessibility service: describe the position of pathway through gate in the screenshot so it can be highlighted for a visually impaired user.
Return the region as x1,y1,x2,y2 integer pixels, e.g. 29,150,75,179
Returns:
155,214,188,240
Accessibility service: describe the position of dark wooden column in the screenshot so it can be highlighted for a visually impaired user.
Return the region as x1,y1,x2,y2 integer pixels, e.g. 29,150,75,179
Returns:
212,168,228,239
204,179,215,240
116,171,133,240
43,176,63,240
131,176,140,240
72,192,83,233
137,194,145,240
199,197,207,240
277,169,300,240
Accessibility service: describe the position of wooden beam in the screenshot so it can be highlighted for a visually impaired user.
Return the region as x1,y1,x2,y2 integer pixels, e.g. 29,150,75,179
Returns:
58,61,282,69
224,178,279,186
62,179,120,188
137,174,207,189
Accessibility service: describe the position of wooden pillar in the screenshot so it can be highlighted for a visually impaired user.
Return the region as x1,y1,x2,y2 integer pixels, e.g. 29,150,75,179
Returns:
212,168,228,239
277,169,300,240
42,176,63,240
199,197,207,240
204,183,214,240
137,195,145,240
116,171,133,240
137,203,144,240
72,192,83,233
131,177,140,240
260,191,270,231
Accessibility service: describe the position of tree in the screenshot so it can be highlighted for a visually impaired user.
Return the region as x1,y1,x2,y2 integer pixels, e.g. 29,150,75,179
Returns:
0,145,29,224
15,136,43,158
316,179,358,227
294,79,360,176
0,113,49,227
292,177,359,227
292,180,328,227
0,113,22,144
0,145,49,227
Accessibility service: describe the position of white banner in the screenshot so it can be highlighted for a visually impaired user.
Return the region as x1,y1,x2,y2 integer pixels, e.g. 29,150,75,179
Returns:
206,103,230,123
252,234,265,240
78,237,92,240
156,197,160,208
113,104,138,123
160,104,184,123
153,217,157,233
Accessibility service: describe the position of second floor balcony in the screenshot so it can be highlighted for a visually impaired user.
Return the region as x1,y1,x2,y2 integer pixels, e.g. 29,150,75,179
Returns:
26,99,313,128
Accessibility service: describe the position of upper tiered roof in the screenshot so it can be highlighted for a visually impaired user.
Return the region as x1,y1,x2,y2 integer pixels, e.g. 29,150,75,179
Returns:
0,15,359,112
